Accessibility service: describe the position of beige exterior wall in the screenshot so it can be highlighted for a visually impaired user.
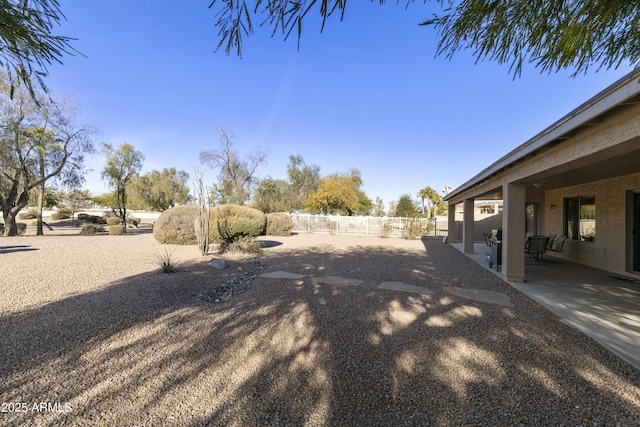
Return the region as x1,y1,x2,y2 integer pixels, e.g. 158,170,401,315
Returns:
445,74,640,281
543,172,640,274
453,211,503,242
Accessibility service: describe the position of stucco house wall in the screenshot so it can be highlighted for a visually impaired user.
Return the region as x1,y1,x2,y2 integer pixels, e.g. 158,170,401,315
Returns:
445,72,640,281
453,211,504,242
544,172,640,274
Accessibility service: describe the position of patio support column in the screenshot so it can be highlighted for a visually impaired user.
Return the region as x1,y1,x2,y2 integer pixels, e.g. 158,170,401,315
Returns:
447,202,457,242
463,198,475,253
503,182,526,282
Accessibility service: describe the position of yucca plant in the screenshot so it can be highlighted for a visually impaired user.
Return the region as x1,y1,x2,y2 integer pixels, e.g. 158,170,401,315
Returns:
147,246,179,273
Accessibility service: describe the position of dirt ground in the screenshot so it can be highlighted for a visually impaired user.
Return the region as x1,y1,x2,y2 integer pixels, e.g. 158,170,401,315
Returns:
1,231,639,426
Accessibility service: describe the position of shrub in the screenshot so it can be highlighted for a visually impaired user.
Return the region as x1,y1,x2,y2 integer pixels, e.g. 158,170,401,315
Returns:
153,205,200,245
403,218,426,240
127,217,141,227
84,215,107,224
17,223,27,235
226,235,263,255
327,220,337,235
108,225,125,235
106,217,121,225
266,213,293,236
18,211,37,220
81,225,97,235
56,208,72,219
50,213,61,221
209,205,267,245
147,247,179,273
77,213,90,221
379,220,392,239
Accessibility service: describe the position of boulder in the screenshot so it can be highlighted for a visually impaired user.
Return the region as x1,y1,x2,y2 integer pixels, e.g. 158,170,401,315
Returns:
209,259,228,270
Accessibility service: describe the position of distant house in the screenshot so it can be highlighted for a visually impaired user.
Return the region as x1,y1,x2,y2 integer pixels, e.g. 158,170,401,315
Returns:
444,72,640,282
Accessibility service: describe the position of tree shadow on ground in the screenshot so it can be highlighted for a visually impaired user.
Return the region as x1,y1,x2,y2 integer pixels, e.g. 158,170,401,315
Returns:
0,245,38,254
259,240,283,248
0,237,639,426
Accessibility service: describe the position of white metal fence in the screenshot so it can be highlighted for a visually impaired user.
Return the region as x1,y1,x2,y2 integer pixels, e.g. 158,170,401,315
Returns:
290,214,448,238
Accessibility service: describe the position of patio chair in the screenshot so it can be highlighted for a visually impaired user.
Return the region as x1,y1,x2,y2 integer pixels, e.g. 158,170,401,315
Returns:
546,234,557,250
549,235,567,252
526,236,549,262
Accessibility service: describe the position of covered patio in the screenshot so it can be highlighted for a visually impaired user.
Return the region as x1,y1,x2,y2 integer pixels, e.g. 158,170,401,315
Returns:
453,242,640,370
444,71,640,283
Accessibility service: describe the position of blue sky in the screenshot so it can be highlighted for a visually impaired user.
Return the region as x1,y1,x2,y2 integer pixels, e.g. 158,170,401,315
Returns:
47,1,635,209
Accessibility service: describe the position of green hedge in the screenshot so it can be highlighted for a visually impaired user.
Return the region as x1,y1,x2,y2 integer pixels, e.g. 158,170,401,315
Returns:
106,217,121,225
153,204,267,246
80,225,98,235
153,205,200,245
209,205,266,244
108,225,125,235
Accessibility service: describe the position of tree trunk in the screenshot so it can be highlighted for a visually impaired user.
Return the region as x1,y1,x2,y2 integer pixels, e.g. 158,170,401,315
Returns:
36,184,44,235
2,191,30,236
3,211,19,236
121,186,127,234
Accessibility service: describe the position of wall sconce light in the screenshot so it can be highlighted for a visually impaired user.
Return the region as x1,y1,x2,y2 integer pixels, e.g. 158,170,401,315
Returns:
548,204,556,209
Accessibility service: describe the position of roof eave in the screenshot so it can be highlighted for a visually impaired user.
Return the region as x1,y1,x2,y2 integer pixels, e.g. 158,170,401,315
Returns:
444,70,640,202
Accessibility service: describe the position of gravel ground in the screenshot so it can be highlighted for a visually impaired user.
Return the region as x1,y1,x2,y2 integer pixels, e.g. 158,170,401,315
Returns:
1,228,639,426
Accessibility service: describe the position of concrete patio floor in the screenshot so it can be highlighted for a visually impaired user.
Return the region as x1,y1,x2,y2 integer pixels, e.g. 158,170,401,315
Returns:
452,242,640,371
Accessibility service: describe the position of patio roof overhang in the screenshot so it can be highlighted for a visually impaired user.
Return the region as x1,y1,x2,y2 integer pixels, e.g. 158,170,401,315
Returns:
444,71,640,205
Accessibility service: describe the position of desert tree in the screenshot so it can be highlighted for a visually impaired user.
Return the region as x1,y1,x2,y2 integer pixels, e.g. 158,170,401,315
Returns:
127,168,191,211
30,96,92,234
286,154,321,212
396,193,417,218
91,192,117,209
0,0,80,98
207,0,640,76
252,177,290,213
306,168,372,215
373,196,385,217
0,79,95,236
252,155,321,213
425,0,640,77
27,185,58,209
200,128,267,206
387,200,398,217
57,188,91,222
101,143,144,231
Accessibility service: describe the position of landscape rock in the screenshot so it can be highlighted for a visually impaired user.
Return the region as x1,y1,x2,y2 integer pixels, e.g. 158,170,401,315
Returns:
196,261,265,303
209,259,228,270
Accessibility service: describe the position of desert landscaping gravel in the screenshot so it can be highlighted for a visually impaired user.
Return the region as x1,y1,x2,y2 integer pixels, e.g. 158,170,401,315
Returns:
1,227,639,426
